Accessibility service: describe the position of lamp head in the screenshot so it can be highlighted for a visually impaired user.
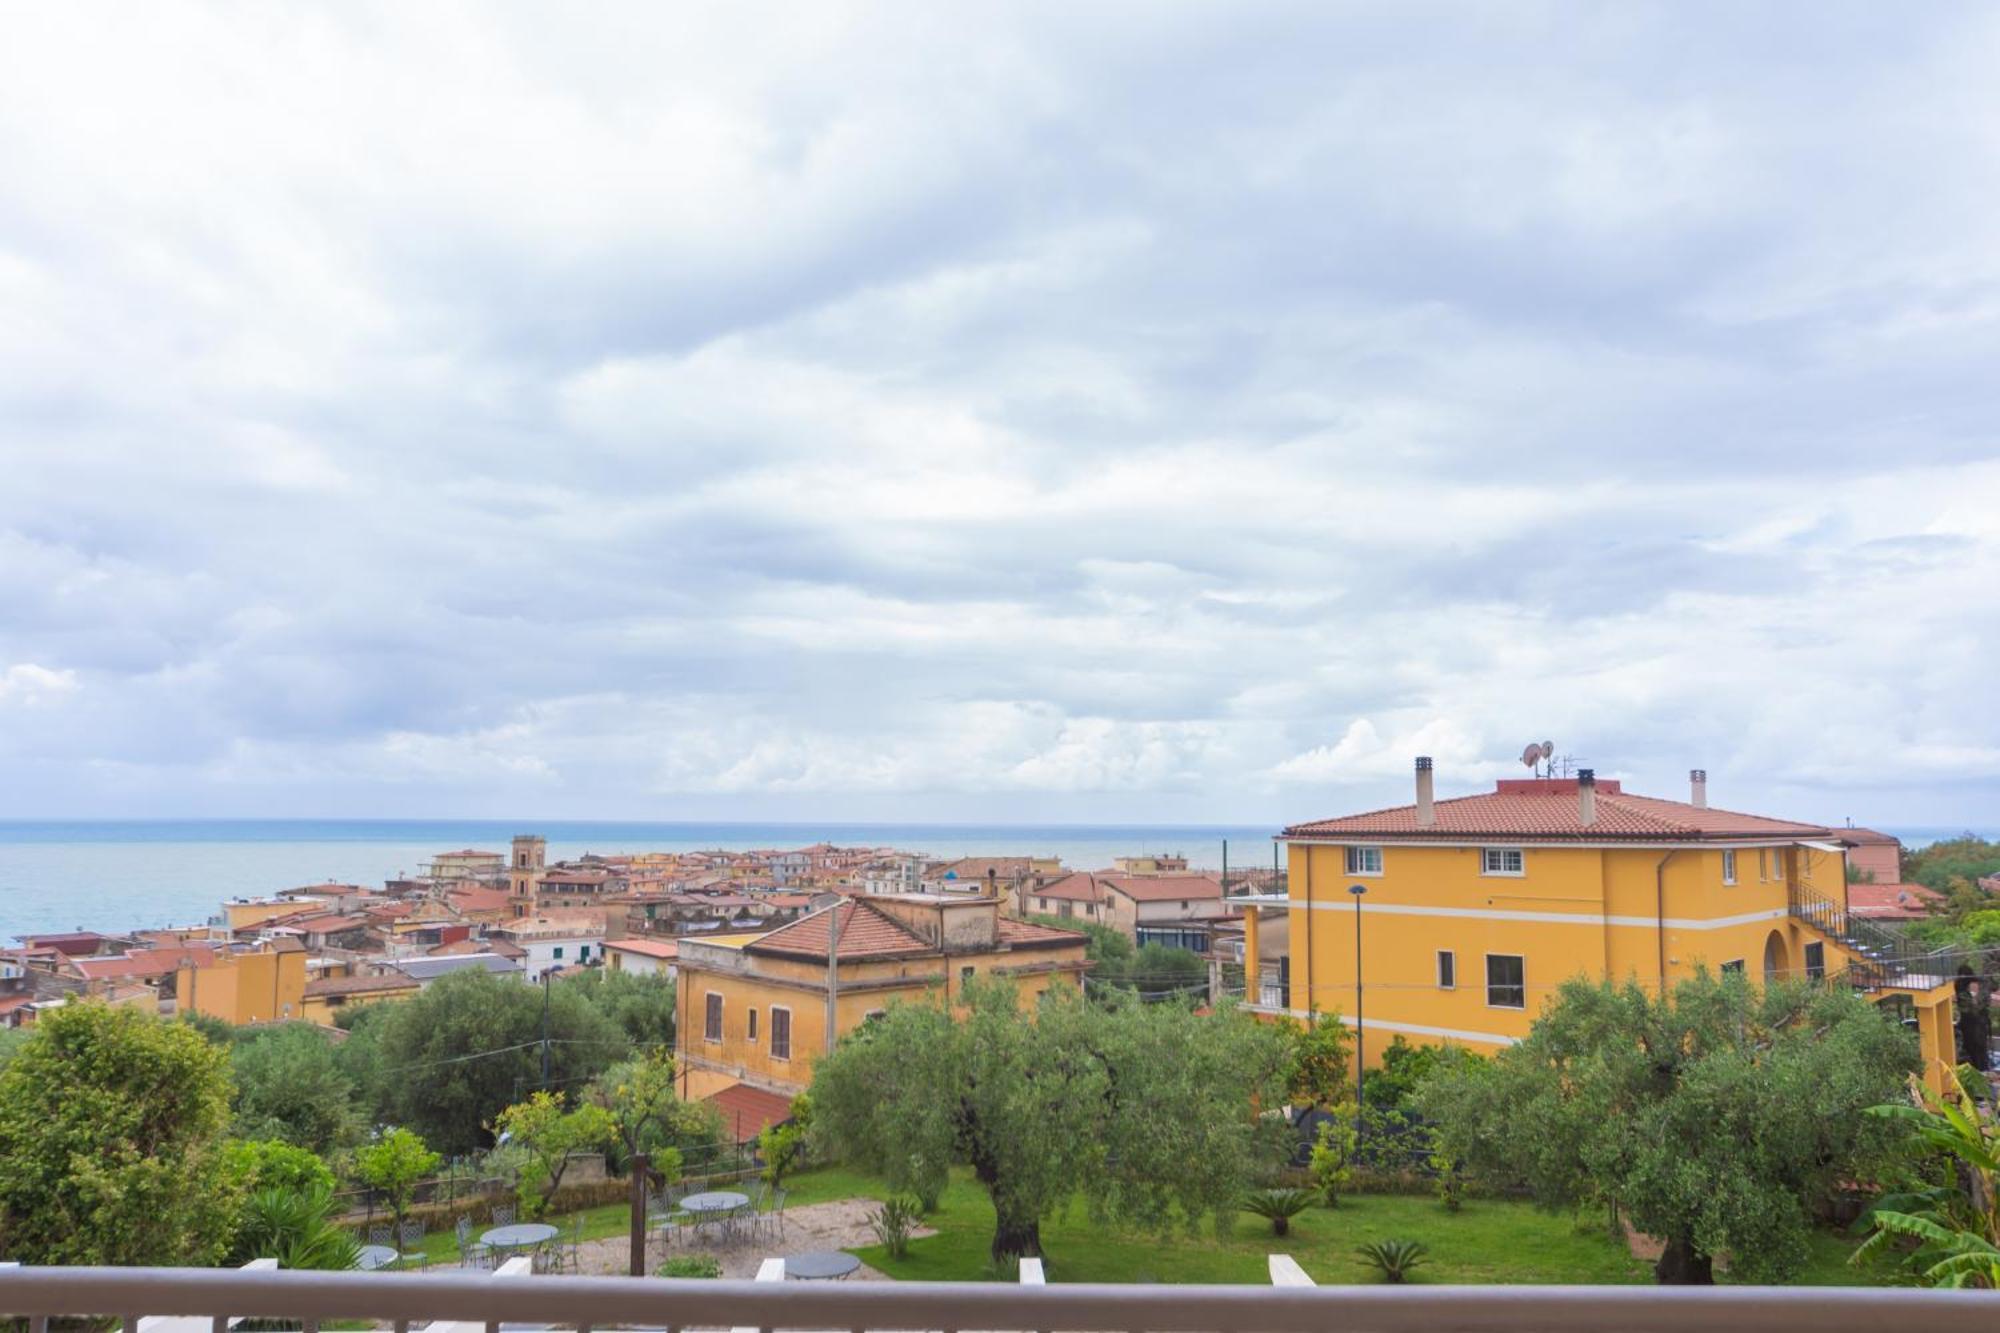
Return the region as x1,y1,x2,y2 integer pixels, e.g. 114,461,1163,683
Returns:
1347,883,1368,896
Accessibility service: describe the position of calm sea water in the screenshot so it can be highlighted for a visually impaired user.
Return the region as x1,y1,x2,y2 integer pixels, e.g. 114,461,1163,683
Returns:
0,819,1284,940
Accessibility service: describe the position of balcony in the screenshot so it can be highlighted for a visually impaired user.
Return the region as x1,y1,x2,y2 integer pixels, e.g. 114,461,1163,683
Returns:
9,1261,1993,1333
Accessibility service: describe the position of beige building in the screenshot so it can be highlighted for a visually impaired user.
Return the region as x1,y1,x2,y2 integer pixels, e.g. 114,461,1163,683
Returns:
676,894,1089,1102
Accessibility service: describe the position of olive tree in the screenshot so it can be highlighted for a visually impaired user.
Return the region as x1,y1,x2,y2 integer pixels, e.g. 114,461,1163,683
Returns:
813,978,1287,1263
1419,970,1917,1284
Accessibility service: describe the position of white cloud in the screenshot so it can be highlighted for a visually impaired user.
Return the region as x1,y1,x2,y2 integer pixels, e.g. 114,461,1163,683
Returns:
0,5,1997,824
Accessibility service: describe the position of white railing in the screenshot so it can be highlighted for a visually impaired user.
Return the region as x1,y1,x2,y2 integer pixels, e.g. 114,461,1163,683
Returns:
2,1267,1997,1333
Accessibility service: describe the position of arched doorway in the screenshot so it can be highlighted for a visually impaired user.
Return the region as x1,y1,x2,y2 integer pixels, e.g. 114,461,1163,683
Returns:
1762,929,1789,983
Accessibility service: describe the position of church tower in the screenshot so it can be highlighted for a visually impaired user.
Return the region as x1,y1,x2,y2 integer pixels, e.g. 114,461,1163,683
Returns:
508,834,547,917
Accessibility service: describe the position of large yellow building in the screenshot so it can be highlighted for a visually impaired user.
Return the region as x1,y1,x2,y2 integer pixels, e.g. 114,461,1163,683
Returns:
1249,761,1959,1091
676,894,1090,1114
174,945,308,1026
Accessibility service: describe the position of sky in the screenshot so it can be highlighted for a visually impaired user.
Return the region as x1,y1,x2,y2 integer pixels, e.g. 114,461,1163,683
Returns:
2,3,1998,829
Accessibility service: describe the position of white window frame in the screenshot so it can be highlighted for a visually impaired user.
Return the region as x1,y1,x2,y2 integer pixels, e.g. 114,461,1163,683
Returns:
769,1005,792,1062
1481,847,1525,877
1485,953,1525,1009
1722,850,1738,886
1345,845,1384,877
703,992,722,1044
1437,950,1456,990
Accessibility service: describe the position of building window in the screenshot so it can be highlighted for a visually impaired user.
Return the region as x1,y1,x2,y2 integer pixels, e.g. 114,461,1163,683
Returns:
703,993,722,1043
1345,846,1383,876
1486,954,1525,1009
1804,941,1825,982
1059,902,1073,919
1722,850,1737,885
553,946,564,960
1721,959,1745,975
748,1008,758,1043
1481,848,1525,877
770,1006,792,1061
1437,951,1456,990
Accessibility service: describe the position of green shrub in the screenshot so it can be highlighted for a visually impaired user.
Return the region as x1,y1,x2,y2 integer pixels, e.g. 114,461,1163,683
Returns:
1241,1187,1316,1236
656,1254,723,1279
1307,1107,1358,1206
1356,1238,1430,1283
870,1194,923,1258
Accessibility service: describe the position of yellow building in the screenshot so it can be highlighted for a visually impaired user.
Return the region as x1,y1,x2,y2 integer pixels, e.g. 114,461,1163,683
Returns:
222,898,331,932
676,894,1090,1107
174,945,308,1025
1249,760,1959,1092
298,971,423,1023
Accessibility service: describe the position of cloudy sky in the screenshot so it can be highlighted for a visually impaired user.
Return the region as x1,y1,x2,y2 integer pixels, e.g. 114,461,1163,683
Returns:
2,4,1997,828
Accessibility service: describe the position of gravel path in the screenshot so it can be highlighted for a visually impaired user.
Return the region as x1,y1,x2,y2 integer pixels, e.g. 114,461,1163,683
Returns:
572,1197,930,1279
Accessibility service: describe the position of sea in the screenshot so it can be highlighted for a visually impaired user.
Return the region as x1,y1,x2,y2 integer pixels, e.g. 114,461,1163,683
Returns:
0,819,1286,940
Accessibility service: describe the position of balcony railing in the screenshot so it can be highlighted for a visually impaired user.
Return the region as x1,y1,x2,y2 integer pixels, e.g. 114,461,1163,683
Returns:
3,1265,1996,1333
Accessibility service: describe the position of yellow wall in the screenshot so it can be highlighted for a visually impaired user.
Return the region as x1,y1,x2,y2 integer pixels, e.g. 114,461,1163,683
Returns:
176,949,307,1025
297,982,418,1025
678,944,1086,1097
1276,840,1956,1091
224,900,319,931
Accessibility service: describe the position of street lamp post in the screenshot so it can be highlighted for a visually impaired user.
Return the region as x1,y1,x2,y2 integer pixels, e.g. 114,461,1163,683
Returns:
1348,882,1367,1111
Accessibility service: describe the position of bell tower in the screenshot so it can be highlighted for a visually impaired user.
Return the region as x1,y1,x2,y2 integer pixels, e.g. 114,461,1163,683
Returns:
508,834,547,916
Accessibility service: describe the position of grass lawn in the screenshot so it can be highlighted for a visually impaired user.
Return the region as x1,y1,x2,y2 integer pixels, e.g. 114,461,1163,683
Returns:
785,1167,1885,1287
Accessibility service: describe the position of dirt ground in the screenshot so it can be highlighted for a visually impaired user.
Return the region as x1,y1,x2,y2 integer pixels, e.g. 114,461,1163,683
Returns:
572,1197,930,1279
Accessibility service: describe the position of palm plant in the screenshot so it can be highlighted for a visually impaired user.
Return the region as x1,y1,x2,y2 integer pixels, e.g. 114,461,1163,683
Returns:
1240,1187,1316,1237
869,1194,923,1259
232,1183,362,1270
1854,1075,2000,1288
1356,1238,1430,1283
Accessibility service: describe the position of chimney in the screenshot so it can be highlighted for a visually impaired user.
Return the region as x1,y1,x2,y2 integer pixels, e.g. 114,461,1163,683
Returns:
1414,756,1435,827
1689,769,1708,809
1578,768,1597,826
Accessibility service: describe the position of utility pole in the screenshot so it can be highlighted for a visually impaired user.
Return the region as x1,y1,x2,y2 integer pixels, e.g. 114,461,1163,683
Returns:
824,900,845,1054
539,969,552,1089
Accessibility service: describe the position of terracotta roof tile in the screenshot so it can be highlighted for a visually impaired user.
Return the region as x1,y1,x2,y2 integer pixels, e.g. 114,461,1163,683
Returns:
995,917,1089,949
705,1083,795,1144
1847,881,1944,920
1283,778,1833,842
746,901,932,960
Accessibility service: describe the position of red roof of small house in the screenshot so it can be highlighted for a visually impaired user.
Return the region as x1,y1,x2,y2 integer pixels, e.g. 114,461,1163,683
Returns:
995,917,1090,950
745,901,933,961
304,973,421,998
1837,827,1902,847
1098,873,1224,903
446,886,515,914
16,932,115,956
1282,778,1834,843
606,938,680,960
1847,882,1944,921
705,1082,795,1144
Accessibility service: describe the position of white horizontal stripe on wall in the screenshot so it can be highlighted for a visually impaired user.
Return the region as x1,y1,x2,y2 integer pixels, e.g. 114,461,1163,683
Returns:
1282,900,1790,931
1269,1007,1520,1046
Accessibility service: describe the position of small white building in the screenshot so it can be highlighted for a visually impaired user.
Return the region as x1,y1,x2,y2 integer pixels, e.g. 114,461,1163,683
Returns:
490,916,605,980
604,937,678,979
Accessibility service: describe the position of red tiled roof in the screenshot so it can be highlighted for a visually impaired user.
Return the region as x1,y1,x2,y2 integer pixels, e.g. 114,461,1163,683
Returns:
1099,873,1224,903
995,917,1090,950
607,938,680,959
72,946,220,981
447,887,514,913
705,1083,795,1144
1034,873,1107,904
746,901,932,961
1837,827,1902,847
1847,882,1944,921
1283,778,1834,842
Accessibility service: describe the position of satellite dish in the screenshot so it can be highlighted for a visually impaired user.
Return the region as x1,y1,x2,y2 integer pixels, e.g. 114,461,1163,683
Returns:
1539,741,1555,761
1520,744,1542,769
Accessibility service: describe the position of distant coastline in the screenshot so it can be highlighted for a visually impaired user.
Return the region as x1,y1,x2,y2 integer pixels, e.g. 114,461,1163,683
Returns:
0,818,1283,940
1,818,1989,942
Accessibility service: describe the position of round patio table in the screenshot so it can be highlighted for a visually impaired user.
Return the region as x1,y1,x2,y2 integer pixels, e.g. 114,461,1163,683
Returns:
785,1251,860,1281
481,1222,559,1254
679,1190,750,1240
356,1244,400,1271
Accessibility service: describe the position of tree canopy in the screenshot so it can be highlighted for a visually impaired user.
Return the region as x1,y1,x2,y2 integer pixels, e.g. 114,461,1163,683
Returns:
231,1023,361,1153
1419,971,1917,1284
0,1002,242,1265
370,970,630,1154
562,968,677,1049
812,978,1288,1262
